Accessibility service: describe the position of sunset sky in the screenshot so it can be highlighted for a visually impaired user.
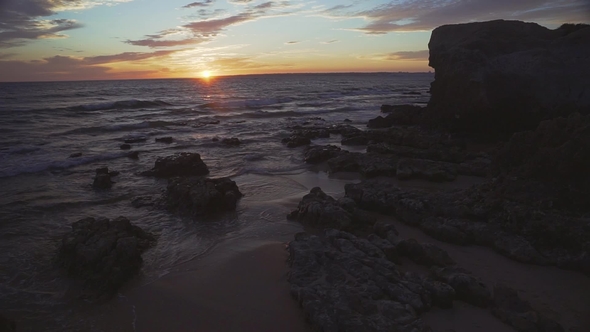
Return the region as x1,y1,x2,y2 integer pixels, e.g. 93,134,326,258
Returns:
0,0,588,82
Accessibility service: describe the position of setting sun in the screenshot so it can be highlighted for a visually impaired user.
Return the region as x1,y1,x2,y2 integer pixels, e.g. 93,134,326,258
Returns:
202,71,212,79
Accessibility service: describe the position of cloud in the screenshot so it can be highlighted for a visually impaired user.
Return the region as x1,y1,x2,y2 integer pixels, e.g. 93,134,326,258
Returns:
366,50,429,61
0,0,131,48
183,0,214,8
229,0,254,4
127,1,294,48
285,41,300,44
322,0,590,34
321,39,339,44
0,49,179,81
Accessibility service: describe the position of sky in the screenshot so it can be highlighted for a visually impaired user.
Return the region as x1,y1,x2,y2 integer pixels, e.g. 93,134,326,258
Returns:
0,0,588,82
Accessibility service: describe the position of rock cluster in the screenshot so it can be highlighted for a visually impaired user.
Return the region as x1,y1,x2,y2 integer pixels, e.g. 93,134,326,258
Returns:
56,216,156,295
142,152,209,177
92,166,118,189
165,177,242,217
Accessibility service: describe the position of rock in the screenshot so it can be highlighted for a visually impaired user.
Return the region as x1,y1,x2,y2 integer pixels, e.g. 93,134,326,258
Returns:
282,135,311,148
165,177,242,216
327,152,398,177
143,152,209,177
221,137,241,146
426,20,590,135
397,158,458,182
0,314,15,332
396,239,456,267
288,187,373,230
288,231,433,332
131,195,154,208
127,151,139,159
155,137,174,144
368,115,393,129
343,118,352,123
69,152,82,158
93,167,114,189
491,284,564,332
422,278,456,309
120,144,131,150
124,137,147,144
56,216,156,295
379,105,425,126
304,145,341,164
432,266,491,307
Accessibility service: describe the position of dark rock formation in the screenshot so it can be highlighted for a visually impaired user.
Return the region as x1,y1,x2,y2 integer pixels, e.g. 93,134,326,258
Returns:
127,151,139,159
221,137,241,146
432,266,491,307
304,145,341,164
345,179,590,274
69,152,82,158
120,143,131,150
369,106,426,128
327,152,398,177
491,284,564,332
93,167,114,189
165,177,242,216
426,20,590,135
155,137,174,144
56,216,156,295
396,158,457,182
287,187,374,230
289,230,435,332
367,116,392,129
143,153,209,177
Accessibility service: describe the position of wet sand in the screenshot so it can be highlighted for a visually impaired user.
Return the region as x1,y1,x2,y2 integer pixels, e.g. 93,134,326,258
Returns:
97,242,310,332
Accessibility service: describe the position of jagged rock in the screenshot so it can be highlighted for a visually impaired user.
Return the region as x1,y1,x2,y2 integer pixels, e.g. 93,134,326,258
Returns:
304,145,341,164
491,284,564,332
165,177,242,216
221,137,241,146
288,231,433,332
56,216,156,295
368,116,393,129
432,266,491,307
143,153,209,177
287,187,374,230
93,167,114,189
397,158,458,182
396,239,456,267
120,143,131,150
426,20,590,135
155,136,174,144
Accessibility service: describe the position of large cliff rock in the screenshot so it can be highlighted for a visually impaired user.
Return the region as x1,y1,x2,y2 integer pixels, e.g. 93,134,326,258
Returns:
426,20,590,135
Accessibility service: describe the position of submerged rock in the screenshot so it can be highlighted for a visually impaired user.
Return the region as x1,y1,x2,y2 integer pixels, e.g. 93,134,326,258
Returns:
56,216,156,295
155,136,174,144
282,136,311,148
304,145,341,164
221,137,241,146
69,152,82,158
165,177,242,216
124,137,147,144
93,166,114,189
120,143,131,150
143,152,209,177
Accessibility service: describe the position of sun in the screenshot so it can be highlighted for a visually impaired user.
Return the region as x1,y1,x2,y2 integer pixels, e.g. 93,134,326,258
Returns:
201,70,212,79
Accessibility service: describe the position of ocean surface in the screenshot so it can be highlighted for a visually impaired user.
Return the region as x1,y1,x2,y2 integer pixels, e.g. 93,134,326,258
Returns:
0,73,433,331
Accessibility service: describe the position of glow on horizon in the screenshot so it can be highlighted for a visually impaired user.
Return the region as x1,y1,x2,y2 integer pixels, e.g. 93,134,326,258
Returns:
0,0,587,82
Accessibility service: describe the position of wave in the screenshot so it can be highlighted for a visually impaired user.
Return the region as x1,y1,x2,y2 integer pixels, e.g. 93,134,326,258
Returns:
67,99,172,112
54,120,183,136
0,152,132,178
199,97,292,111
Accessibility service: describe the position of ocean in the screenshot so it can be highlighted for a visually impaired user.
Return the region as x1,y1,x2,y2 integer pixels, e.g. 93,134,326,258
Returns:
0,73,433,331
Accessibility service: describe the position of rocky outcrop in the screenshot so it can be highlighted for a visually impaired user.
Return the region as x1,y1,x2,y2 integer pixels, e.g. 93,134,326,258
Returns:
165,177,242,217
368,106,425,128
396,158,457,182
221,137,241,146
155,136,174,144
426,20,590,135
287,187,374,230
93,166,118,189
56,216,156,295
143,153,209,177
304,145,341,164
345,180,590,274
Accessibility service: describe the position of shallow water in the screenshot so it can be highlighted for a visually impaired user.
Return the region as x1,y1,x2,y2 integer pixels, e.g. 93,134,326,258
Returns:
0,73,433,330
